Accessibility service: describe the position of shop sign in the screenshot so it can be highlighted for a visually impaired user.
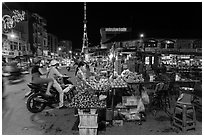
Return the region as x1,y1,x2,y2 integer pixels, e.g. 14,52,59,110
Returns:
196,48,202,53
161,55,171,60
2,10,25,33
179,55,190,59
180,49,194,53
145,47,157,52
105,28,127,32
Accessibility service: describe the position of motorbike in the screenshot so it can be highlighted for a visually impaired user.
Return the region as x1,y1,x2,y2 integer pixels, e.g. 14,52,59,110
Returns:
25,75,73,97
8,70,24,84
26,76,75,113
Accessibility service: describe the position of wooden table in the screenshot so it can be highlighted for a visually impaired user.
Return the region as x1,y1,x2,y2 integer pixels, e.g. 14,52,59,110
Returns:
174,80,201,88
127,81,162,95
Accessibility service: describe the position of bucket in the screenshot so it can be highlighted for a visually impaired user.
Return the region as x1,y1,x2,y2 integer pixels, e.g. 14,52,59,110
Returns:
106,108,113,121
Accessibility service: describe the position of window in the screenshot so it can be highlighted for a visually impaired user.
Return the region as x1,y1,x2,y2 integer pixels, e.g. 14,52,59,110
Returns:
35,37,37,43
167,43,174,49
22,46,25,51
9,52,14,55
10,45,13,50
19,45,22,50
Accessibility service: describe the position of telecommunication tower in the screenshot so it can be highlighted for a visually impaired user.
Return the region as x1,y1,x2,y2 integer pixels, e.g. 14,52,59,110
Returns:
81,2,89,54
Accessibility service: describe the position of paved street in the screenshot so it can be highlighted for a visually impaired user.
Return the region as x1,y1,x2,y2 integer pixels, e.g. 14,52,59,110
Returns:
2,67,202,135
2,67,77,135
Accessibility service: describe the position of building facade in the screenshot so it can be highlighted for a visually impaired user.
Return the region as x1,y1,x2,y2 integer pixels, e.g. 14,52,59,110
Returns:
2,9,48,60
117,38,202,71
58,40,72,58
2,30,29,62
48,33,58,56
2,9,31,62
31,13,48,56
100,27,131,49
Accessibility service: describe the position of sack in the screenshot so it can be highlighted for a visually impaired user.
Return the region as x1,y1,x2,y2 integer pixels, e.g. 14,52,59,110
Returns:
141,91,149,104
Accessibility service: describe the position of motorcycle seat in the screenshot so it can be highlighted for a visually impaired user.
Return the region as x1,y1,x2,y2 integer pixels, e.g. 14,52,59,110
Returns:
28,83,47,89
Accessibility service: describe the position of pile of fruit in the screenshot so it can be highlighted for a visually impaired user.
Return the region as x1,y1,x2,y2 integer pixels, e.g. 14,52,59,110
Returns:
87,76,110,92
68,92,106,109
121,70,144,83
110,76,128,88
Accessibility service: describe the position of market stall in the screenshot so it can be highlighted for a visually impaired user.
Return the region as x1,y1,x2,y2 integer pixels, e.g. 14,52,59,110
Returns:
68,45,202,135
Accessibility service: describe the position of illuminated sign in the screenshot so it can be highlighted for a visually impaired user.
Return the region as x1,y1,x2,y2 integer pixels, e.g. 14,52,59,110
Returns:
2,10,25,33
105,28,127,32
179,55,190,59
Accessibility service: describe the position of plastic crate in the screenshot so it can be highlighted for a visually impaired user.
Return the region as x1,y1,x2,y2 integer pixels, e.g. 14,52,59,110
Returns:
78,124,98,135
79,114,98,127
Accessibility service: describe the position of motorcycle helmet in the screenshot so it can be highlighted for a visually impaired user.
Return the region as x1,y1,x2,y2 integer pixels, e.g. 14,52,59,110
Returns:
50,60,59,66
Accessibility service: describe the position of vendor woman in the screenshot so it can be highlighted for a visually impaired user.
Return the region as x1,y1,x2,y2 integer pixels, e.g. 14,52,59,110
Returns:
74,62,93,93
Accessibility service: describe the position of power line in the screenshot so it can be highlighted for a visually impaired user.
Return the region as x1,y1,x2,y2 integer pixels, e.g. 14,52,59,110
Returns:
3,2,13,14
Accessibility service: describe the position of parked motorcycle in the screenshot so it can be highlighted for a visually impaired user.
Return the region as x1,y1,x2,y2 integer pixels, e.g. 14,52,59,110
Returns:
25,75,74,97
26,76,75,113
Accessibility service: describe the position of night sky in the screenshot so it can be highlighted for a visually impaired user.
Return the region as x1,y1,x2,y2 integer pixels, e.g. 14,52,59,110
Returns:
3,2,202,50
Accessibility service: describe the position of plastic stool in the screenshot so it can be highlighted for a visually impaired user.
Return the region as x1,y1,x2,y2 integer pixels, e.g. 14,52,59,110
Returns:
172,93,196,132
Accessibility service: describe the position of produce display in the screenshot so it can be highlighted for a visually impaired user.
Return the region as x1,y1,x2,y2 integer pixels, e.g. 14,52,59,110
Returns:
110,76,128,88
87,76,111,92
121,70,144,83
68,91,106,109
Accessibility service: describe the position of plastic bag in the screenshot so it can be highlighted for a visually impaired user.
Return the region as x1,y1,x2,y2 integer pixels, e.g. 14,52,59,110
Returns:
136,99,145,112
141,91,150,104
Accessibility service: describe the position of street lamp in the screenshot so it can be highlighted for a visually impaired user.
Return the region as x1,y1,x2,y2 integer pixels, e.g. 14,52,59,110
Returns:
58,47,62,57
10,33,16,39
140,33,144,38
69,51,72,59
139,33,145,63
8,30,17,39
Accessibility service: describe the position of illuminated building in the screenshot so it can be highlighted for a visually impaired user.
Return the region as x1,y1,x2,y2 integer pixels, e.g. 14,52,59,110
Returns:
2,9,31,62
2,9,48,58
48,33,58,57
100,27,131,49
81,2,89,55
58,40,72,58
31,13,48,56
2,30,29,62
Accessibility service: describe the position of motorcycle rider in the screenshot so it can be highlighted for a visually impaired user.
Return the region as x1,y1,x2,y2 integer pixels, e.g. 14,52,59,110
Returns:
8,61,22,81
25,59,54,97
47,60,67,109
